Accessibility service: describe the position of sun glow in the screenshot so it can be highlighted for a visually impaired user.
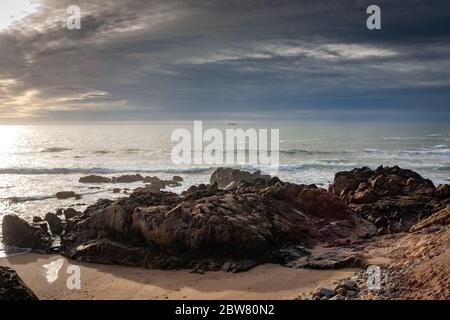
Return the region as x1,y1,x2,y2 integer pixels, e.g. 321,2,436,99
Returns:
0,0,40,30
0,126,25,156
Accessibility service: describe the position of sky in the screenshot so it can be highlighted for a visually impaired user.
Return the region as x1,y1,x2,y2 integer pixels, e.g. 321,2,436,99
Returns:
0,0,449,123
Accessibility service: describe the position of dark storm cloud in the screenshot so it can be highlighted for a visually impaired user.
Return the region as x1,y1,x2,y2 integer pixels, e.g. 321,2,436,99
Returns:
0,0,449,122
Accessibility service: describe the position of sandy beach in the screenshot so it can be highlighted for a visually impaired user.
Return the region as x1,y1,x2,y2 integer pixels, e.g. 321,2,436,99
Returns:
0,253,358,300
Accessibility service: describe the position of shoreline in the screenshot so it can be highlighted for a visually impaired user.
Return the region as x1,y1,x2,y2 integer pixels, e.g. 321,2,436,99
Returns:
0,253,358,300
1,165,449,300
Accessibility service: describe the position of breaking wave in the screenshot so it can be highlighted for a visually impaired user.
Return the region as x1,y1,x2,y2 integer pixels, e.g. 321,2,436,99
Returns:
0,166,215,175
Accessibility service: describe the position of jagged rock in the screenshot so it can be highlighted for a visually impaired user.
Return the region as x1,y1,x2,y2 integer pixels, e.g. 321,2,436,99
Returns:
32,216,43,223
44,213,63,235
56,191,78,200
329,166,443,233
113,188,121,193
79,175,112,183
410,205,450,232
60,176,366,271
173,176,184,182
0,266,38,300
1,214,52,251
210,167,271,189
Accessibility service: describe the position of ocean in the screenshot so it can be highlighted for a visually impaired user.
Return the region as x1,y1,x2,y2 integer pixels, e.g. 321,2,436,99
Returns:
1,122,449,256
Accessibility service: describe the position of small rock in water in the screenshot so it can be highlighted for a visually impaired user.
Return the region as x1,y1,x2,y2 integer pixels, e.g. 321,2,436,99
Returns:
79,175,112,183
56,191,77,200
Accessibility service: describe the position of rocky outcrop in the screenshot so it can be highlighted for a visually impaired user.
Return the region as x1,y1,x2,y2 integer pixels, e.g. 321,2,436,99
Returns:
0,266,38,300
329,166,448,233
60,177,371,271
2,214,52,251
210,168,271,189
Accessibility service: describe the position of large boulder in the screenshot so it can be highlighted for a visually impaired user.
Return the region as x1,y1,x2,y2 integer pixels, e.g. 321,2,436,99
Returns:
329,166,444,233
2,214,52,251
210,168,271,189
0,266,38,300
60,177,370,271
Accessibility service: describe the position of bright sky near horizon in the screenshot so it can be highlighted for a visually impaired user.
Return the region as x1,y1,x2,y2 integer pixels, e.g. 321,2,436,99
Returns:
0,0,450,123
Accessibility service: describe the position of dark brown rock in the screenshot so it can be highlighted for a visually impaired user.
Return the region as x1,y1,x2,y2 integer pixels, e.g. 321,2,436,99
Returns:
56,191,77,200
210,167,271,189
435,184,450,199
0,266,38,300
329,166,442,233
2,214,52,251
112,174,144,183
64,208,82,220
79,175,111,183
60,176,369,271
44,212,63,235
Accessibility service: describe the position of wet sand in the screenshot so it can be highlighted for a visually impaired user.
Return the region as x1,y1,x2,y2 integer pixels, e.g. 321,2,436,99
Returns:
0,253,359,300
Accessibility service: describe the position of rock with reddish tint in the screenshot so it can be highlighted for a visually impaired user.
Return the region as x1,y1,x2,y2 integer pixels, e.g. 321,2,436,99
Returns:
60,176,369,271
410,205,450,232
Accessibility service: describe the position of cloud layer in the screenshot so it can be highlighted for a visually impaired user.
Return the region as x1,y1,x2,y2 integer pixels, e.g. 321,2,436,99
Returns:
0,0,449,122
